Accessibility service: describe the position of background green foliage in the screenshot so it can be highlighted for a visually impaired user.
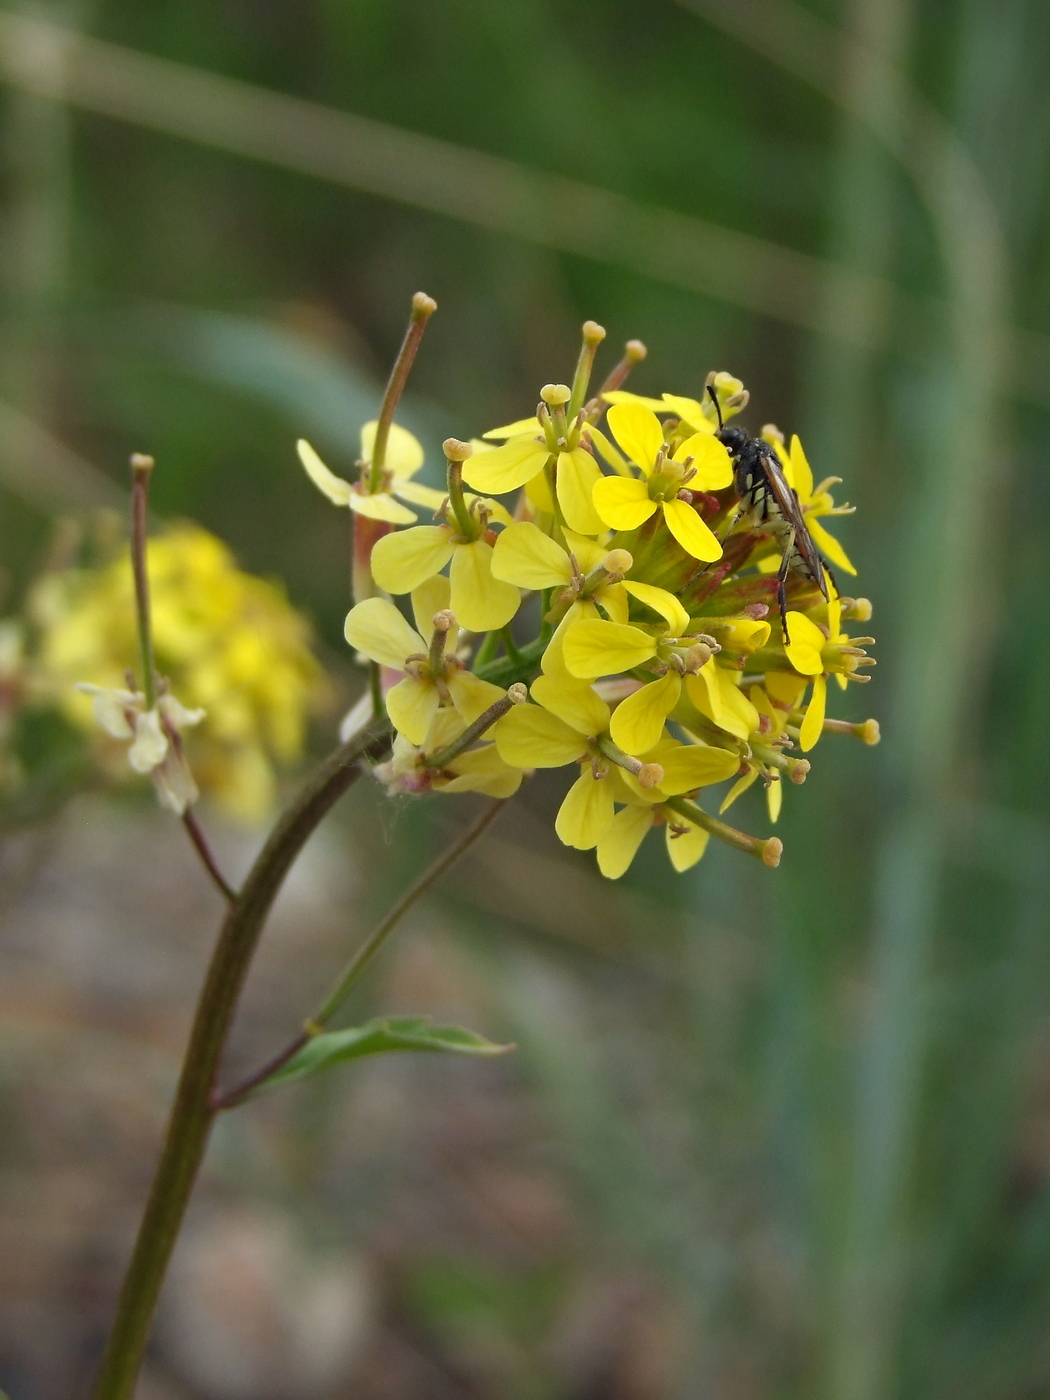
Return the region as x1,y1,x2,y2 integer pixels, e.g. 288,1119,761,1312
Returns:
2,1,1050,1396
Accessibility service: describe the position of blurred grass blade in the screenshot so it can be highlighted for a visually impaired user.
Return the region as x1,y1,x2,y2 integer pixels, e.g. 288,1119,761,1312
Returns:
0,397,121,508
249,1016,513,1099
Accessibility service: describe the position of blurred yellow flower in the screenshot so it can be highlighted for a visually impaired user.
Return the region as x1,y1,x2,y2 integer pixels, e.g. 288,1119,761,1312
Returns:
34,523,328,822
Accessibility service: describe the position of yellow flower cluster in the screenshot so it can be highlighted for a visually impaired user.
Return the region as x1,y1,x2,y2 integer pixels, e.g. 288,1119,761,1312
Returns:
33,524,328,822
306,324,877,878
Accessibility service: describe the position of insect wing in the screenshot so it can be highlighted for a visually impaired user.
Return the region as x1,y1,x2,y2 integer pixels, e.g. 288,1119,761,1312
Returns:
759,444,827,594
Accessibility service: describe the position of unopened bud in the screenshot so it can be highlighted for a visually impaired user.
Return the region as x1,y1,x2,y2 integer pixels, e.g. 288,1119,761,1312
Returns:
625,339,647,362
601,548,633,577
507,682,528,704
432,609,456,633
761,837,783,868
412,291,438,316
540,383,572,406
130,453,154,473
443,437,473,461
582,320,606,344
786,758,810,785
636,762,664,789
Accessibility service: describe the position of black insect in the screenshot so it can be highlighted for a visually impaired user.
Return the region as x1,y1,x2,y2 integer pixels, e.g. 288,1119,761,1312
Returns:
707,385,830,645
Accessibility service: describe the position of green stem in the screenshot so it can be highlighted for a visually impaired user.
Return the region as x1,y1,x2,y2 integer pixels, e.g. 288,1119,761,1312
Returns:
424,692,519,769
664,794,782,866
91,717,392,1400
129,454,156,709
473,629,501,669
500,624,523,666
368,292,436,493
215,798,507,1111
445,458,476,539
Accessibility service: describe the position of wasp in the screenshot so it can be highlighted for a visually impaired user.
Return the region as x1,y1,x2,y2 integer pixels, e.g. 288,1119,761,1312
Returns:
707,385,831,645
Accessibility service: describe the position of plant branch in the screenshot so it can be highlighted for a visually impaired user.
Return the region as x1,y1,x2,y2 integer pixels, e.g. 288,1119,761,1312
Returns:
181,807,237,903
368,291,436,492
214,796,506,1111
91,717,392,1400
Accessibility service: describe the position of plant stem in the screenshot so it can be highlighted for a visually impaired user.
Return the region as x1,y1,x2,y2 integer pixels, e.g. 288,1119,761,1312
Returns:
91,717,392,1400
129,454,156,708
181,808,237,903
664,794,782,866
368,291,436,493
214,797,506,1110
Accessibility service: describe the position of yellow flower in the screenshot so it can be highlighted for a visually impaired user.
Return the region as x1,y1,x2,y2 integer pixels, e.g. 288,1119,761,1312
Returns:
297,422,445,525
378,707,523,799
343,577,505,743
461,388,606,534
591,402,732,561
603,371,747,436
597,795,709,879
369,507,521,634
764,430,856,575
36,524,327,823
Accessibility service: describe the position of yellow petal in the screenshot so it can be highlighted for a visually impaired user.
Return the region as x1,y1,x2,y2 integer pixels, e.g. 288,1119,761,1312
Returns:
349,489,417,524
482,416,542,441
530,673,611,736
447,669,507,725
606,402,663,473
686,662,758,741
410,575,452,641
562,619,656,679
787,434,814,499
827,585,842,641
719,766,760,813
525,468,555,514
660,394,710,431
654,740,739,795
449,541,521,631
396,480,447,511
595,581,629,625
609,672,681,754
784,612,825,676
719,617,771,652
674,433,733,490
665,816,709,871
765,670,808,707
491,521,572,589
555,768,617,849
808,516,856,575
586,424,630,475
385,676,441,744
361,420,425,480
596,804,654,878
440,745,524,798
661,499,723,562
556,448,606,535
561,529,608,574
799,674,827,752
602,390,668,411
344,597,425,668
297,439,353,506
461,435,549,494
494,702,586,767
767,775,783,823
371,526,455,595
622,580,690,635
592,474,655,531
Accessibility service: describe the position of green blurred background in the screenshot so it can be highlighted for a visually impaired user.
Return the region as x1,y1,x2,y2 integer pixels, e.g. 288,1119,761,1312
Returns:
1,1,1050,1396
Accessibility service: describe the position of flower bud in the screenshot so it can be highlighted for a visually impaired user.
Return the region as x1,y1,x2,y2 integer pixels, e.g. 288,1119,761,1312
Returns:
601,548,633,577
582,320,606,344
432,609,457,633
540,383,572,406
625,339,647,362
636,762,664,789
443,437,473,461
412,291,438,316
844,596,873,622
786,758,810,785
507,682,528,704
761,837,783,868
860,718,880,745
129,453,155,473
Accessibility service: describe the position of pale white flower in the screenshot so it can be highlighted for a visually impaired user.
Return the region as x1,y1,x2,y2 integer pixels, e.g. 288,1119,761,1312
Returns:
75,683,205,814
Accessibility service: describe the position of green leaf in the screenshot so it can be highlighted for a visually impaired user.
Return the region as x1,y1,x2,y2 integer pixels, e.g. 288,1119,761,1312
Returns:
251,1017,514,1099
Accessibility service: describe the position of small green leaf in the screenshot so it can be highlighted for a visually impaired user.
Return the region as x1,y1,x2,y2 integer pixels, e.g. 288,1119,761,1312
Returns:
251,1017,514,1099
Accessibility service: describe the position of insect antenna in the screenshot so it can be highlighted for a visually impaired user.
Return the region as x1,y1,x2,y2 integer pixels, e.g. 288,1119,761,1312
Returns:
706,382,724,430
